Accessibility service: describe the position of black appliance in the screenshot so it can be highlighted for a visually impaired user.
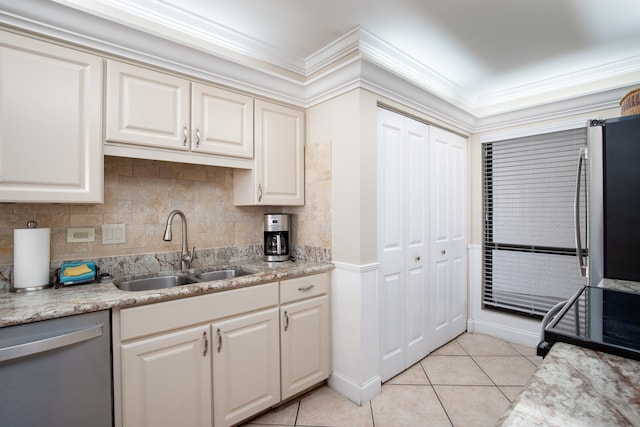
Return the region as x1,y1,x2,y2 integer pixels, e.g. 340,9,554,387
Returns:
539,113,640,357
539,286,640,361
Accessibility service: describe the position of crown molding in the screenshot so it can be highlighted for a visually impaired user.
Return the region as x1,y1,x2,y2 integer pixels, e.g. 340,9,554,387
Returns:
0,0,635,133
52,0,308,74
0,0,306,107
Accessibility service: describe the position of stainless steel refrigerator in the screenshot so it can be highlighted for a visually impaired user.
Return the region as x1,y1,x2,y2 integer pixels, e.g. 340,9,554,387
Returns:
538,114,640,359
579,113,640,286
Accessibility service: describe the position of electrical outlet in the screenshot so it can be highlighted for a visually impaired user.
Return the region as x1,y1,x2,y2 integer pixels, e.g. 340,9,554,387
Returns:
67,227,95,243
102,224,126,244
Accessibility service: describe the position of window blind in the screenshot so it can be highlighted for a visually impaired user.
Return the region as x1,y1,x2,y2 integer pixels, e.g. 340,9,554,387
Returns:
482,128,588,318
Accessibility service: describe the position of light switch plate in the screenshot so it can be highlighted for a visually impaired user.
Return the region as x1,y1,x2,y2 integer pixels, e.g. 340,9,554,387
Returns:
67,227,95,243
102,224,126,244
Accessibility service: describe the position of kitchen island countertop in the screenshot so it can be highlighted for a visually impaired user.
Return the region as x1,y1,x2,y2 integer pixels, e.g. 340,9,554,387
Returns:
497,342,640,426
0,260,333,328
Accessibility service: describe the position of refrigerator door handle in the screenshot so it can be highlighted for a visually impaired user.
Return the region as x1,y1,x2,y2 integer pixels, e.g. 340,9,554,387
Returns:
575,147,588,277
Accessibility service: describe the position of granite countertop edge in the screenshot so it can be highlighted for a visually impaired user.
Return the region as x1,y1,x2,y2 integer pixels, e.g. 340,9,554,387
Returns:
0,261,334,328
497,341,640,426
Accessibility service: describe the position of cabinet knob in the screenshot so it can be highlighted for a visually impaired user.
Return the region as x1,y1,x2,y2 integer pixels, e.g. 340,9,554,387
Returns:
415,256,421,261
441,250,446,255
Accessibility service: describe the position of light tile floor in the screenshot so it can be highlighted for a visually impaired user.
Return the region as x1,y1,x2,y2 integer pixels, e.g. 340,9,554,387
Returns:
242,333,542,427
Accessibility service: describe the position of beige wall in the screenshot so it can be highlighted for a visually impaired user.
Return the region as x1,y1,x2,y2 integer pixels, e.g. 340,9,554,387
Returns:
0,149,332,265
306,89,379,265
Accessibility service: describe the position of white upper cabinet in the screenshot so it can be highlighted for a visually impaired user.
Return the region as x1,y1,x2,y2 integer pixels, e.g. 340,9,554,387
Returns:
234,100,305,206
0,30,103,203
105,60,253,168
106,60,190,150
191,82,253,158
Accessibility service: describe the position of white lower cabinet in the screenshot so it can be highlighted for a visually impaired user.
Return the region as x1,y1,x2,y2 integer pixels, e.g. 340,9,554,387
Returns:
121,325,212,427
280,295,330,400
212,308,280,427
113,273,330,427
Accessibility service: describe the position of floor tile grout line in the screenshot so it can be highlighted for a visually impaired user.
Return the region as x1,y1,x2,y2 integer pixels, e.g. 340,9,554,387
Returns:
429,381,455,426
419,356,455,426
293,399,300,426
369,399,376,427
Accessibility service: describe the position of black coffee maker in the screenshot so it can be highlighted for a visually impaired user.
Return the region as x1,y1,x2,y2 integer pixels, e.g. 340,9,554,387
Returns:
264,214,290,262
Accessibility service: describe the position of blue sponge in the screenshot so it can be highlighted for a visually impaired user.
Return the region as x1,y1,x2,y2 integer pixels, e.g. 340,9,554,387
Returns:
59,261,96,284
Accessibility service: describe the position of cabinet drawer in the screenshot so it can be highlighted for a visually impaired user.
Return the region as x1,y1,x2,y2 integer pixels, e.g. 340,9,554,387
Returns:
120,282,278,341
280,273,328,304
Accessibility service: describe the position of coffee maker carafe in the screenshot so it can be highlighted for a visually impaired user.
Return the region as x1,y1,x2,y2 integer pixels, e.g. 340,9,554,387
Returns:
264,214,290,262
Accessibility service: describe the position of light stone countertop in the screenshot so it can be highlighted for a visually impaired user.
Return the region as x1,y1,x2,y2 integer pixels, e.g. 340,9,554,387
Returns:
497,342,640,426
600,277,640,293
0,260,333,328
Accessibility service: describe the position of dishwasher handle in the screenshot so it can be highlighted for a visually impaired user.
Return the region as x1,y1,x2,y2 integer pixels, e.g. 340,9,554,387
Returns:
0,324,103,363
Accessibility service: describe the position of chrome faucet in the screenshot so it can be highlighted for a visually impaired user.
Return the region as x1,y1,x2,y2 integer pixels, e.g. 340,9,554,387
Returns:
163,209,195,270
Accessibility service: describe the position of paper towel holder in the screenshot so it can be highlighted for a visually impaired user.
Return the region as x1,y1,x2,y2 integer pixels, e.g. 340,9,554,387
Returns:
11,220,53,293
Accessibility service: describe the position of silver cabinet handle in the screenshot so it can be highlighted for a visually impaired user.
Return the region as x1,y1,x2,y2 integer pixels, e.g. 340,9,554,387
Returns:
575,147,587,277
298,284,314,291
257,184,263,202
183,125,188,147
203,331,208,357
284,311,289,331
0,324,102,363
216,328,222,353
195,127,201,148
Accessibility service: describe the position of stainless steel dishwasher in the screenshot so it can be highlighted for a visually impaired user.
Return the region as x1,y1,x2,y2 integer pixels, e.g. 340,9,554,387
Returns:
0,310,112,427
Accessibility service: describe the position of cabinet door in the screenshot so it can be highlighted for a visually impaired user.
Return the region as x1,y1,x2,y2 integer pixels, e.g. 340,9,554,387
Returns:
234,100,304,205
281,295,330,400
121,325,212,427
106,60,190,150
212,307,280,427
191,82,253,158
0,30,103,203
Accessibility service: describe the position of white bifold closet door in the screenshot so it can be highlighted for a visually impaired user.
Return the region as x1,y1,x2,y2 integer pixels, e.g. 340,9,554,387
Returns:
429,126,468,351
378,108,468,383
378,108,430,382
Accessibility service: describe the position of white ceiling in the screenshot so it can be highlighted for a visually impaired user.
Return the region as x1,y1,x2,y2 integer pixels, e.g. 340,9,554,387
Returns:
41,0,640,115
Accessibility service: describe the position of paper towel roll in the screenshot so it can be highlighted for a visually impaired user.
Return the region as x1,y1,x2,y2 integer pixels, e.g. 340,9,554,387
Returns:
13,227,51,289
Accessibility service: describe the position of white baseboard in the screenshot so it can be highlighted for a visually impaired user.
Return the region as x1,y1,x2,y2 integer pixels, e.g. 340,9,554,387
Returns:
467,318,540,347
327,371,381,406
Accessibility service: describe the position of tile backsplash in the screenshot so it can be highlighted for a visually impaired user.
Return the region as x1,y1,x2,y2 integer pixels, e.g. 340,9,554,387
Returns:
0,140,332,287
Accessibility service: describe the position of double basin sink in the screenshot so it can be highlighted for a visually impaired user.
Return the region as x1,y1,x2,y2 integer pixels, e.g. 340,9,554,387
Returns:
114,268,256,292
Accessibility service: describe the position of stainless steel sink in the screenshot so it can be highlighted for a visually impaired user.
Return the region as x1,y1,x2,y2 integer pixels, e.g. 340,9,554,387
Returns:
114,274,200,291
196,268,255,282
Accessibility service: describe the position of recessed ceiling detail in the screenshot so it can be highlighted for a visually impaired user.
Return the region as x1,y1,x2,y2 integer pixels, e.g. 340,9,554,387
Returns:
7,0,640,124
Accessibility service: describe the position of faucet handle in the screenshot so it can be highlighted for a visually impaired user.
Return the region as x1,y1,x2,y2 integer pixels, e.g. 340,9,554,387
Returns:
190,246,196,261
